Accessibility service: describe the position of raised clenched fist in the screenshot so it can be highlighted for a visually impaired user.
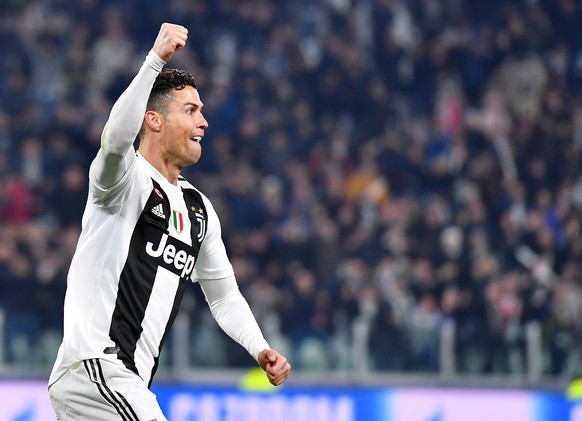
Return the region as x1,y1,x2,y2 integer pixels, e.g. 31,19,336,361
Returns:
152,23,188,63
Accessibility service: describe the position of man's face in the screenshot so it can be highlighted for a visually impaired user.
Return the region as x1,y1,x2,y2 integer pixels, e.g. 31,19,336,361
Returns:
161,86,208,167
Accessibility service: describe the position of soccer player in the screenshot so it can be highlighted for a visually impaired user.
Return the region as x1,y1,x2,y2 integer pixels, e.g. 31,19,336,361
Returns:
48,23,291,420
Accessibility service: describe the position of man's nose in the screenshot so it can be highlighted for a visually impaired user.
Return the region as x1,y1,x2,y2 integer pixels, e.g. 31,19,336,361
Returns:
199,115,209,129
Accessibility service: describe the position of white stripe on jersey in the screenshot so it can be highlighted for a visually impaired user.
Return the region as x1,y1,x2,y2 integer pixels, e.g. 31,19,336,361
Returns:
133,266,181,380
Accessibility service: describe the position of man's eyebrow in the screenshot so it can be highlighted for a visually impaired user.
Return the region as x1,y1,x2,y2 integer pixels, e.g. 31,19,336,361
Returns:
182,102,204,110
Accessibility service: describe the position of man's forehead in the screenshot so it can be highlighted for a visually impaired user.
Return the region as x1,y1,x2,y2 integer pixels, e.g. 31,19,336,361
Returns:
171,85,203,106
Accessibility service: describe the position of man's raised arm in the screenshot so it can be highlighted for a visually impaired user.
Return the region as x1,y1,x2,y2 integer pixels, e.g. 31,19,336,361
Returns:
93,23,188,188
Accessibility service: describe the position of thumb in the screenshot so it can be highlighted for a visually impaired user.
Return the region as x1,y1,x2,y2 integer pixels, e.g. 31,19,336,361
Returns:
267,350,277,363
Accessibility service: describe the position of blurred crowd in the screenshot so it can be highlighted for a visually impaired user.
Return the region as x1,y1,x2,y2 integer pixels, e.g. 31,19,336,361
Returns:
1,0,582,380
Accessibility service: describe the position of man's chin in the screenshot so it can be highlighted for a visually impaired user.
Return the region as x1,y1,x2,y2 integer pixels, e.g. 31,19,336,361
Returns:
186,154,201,166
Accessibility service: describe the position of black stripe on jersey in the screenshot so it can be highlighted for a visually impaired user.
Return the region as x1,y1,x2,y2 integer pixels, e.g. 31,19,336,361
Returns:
109,180,171,377
83,359,139,421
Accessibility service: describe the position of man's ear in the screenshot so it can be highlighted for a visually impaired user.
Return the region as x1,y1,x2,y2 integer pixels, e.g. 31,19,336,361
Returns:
145,111,163,132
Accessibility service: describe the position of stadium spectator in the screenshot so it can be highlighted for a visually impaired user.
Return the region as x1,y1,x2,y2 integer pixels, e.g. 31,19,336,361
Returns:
0,0,581,382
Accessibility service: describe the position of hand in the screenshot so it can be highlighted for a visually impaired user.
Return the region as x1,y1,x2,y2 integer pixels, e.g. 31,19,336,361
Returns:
152,23,188,63
257,349,291,386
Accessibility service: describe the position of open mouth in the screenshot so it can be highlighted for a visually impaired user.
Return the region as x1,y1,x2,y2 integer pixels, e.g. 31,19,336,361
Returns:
190,136,202,143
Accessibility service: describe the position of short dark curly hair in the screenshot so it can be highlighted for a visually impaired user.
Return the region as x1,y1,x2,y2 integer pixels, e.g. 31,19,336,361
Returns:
139,68,197,137
147,68,197,114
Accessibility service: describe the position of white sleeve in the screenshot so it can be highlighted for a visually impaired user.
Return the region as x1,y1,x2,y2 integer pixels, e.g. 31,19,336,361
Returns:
199,275,270,361
91,50,166,189
194,193,269,360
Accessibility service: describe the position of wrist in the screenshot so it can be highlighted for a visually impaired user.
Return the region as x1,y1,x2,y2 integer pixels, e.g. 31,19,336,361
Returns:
251,341,271,361
147,49,167,72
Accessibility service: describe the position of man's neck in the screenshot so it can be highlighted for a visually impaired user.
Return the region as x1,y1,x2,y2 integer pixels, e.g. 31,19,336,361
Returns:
139,148,181,185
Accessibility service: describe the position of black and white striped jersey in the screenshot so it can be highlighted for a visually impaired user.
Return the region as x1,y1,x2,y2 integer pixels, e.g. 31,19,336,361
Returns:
49,151,234,387
50,50,269,390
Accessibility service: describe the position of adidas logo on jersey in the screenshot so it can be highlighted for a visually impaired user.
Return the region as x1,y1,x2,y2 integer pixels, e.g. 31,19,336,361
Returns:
151,203,165,219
